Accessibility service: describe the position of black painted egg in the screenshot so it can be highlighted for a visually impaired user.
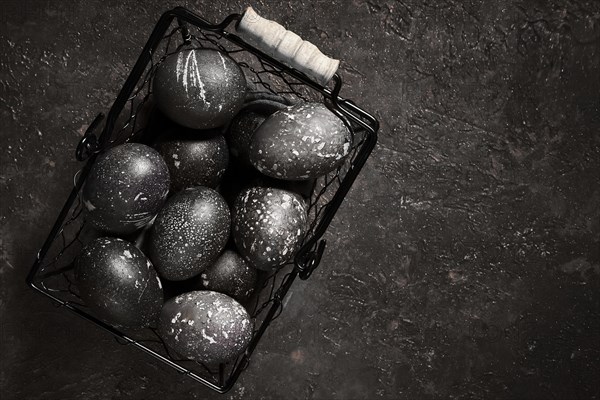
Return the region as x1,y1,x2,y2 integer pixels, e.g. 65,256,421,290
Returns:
249,102,352,180
200,250,258,302
226,100,287,165
149,187,230,281
232,187,307,270
227,109,266,165
74,237,163,329
82,143,170,235
153,49,247,129
156,129,229,191
158,291,253,364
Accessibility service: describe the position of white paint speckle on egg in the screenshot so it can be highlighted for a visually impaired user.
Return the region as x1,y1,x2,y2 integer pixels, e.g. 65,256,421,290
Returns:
201,329,217,344
84,200,96,211
171,312,182,324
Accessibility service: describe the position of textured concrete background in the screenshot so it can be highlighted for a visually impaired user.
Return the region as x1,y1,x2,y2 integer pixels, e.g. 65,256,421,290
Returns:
1,0,599,399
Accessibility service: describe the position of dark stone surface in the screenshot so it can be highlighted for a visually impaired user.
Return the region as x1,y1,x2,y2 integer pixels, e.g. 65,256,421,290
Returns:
1,1,599,399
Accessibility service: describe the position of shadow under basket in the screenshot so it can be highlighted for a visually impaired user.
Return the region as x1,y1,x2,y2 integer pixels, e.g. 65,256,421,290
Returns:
26,7,379,394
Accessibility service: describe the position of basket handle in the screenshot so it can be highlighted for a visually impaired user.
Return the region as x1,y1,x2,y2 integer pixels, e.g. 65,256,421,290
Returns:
235,7,340,86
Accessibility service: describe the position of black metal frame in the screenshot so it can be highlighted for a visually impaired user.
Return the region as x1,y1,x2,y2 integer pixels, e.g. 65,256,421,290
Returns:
26,7,379,393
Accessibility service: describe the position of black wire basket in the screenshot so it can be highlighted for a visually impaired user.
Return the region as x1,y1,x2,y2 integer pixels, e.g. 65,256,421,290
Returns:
27,7,379,393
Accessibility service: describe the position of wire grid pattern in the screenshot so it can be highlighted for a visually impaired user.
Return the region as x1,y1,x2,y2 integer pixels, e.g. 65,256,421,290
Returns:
32,21,369,386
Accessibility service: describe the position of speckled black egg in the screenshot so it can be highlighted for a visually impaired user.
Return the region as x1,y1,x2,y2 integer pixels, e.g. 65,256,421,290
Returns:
156,130,229,191
153,49,247,129
200,250,257,302
158,291,253,364
149,187,230,281
249,102,352,180
226,100,287,165
232,187,307,270
74,237,163,329
82,143,170,235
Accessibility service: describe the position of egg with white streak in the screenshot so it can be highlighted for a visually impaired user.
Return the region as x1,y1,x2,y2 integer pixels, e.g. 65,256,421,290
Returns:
158,291,253,364
232,187,307,271
82,143,170,235
149,187,230,281
249,102,352,180
153,49,247,129
75,237,163,329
